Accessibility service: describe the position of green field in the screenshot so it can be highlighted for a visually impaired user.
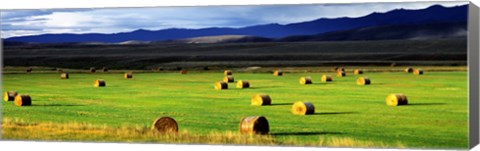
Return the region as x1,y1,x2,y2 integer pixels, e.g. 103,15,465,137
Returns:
1,68,468,149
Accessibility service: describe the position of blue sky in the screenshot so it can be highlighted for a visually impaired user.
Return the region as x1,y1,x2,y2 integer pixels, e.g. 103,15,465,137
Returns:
0,1,468,38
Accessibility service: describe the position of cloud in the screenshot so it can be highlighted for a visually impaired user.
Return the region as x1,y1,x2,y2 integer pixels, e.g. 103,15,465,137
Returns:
0,1,469,38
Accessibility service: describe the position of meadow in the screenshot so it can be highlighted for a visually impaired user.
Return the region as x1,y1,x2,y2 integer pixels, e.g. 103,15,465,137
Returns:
1,66,468,149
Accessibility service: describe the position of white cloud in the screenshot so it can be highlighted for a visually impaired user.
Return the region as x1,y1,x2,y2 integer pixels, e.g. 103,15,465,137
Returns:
0,1,469,38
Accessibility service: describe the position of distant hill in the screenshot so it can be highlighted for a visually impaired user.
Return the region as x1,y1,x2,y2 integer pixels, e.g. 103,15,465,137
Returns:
278,21,467,42
4,4,468,43
171,35,272,44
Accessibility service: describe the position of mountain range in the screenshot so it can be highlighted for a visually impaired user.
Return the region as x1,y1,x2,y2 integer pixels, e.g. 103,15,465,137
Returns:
4,4,468,44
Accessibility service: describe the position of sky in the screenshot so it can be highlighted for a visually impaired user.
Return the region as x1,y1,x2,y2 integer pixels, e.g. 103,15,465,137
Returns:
0,1,468,38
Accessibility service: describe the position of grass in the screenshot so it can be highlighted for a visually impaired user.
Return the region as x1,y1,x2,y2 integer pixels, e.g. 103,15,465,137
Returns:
1,67,468,149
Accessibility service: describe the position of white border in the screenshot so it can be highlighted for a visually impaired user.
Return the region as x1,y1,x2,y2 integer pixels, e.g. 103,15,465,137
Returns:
0,0,477,151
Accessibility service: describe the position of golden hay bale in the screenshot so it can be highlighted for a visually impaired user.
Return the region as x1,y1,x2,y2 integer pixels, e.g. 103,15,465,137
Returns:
14,94,31,106
214,81,228,90
335,67,345,72
94,79,106,87
273,70,283,76
180,69,188,74
356,77,371,85
240,116,269,135
102,67,108,72
299,76,312,84
124,72,133,79
4,91,18,102
414,69,423,75
404,67,413,73
224,70,233,76
60,73,69,79
386,93,408,106
152,116,178,134
291,101,315,115
89,67,96,73
321,75,333,82
337,70,346,77
251,94,271,106
354,69,363,75
236,80,250,88
224,75,234,83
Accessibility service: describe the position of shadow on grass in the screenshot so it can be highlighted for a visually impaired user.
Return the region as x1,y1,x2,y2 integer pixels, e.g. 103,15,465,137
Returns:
271,131,343,136
31,104,85,107
312,112,358,115
267,103,293,106
407,103,446,106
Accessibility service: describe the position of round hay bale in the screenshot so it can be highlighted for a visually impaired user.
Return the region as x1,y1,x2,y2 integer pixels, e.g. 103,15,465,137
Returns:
152,116,178,134
102,67,108,72
124,72,133,79
273,70,283,76
337,70,346,77
321,75,333,82
94,79,106,87
291,101,315,115
89,67,96,73
354,69,363,75
251,94,271,106
180,69,188,74
414,69,423,75
356,77,371,85
390,62,397,67
336,67,345,72
4,91,18,101
224,75,234,83
214,81,228,90
404,67,413,73
224,70,233,76
240,116,269,135
236,80,250,88
386,93,408,106
14,94,31,106
60,73,69,79
299,76,312,84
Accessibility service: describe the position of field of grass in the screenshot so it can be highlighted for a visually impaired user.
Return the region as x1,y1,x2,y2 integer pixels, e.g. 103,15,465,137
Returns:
1,67,468,149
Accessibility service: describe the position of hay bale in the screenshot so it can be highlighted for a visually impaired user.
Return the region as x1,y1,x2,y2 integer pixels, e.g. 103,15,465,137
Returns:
224,75,234,83
321,75,333,82
386,93,408,106
26,68,32,73
236,80,250,88
60,73,69,79
152,116,178,134
4,91,18,101
14,94,31,106
405,67,413,73
337,67,345,72
356,77,371,85
354,69,363,75
180,69,188,74
240,116,269,135
214,81,228,90
94,79,106,87
414,69,423,75
291,101,315,115
124,72,133,79
251,94,271,106
299,76,312,84
224,70,233,75
390,62,397,67
273,70,283,76
337,70,346,77
102,67,108,72
90,67,96,73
